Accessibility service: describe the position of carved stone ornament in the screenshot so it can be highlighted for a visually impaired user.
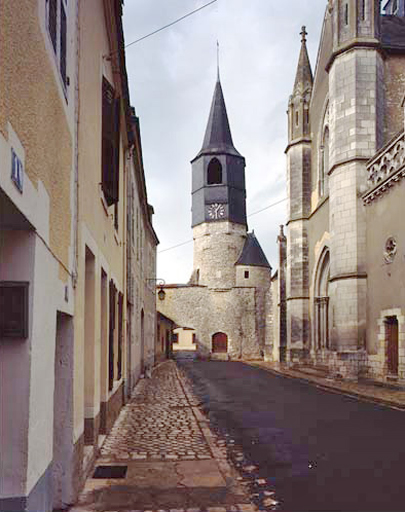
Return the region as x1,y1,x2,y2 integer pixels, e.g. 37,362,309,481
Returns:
384,237,397,264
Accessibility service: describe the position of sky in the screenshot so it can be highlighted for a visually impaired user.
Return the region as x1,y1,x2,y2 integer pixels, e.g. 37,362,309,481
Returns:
122,0,327,284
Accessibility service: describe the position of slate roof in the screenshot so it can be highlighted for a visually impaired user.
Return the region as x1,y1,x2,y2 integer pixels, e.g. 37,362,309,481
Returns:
381,15,405,51
236,232,271,269
194,78,242,159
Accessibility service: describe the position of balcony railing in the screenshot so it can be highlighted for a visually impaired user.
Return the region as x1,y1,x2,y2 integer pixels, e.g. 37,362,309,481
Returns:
364,131,405,204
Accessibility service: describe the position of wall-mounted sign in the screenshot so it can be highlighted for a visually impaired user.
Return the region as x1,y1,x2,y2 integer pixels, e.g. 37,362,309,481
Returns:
0,282,29,338
11,148,24,192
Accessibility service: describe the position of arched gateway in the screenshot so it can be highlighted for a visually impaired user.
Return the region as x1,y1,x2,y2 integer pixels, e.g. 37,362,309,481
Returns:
212,332,228,353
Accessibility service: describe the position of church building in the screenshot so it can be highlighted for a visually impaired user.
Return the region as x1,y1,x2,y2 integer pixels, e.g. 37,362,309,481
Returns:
158,76,273,360
279,0,405,381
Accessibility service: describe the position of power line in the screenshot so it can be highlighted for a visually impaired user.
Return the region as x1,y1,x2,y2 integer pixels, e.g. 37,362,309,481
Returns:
158,238,193,254
158,197,287,254
125,0,218,49
248,197,287,218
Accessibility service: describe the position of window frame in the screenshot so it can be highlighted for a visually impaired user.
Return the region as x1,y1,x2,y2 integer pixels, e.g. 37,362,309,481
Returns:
46,0,68,96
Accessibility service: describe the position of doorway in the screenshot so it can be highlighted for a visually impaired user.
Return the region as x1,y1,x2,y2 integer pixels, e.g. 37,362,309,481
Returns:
386,316,399,375
212,332,228,353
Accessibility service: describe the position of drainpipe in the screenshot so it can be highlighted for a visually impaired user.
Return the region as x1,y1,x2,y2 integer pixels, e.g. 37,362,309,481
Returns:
72,0,81,288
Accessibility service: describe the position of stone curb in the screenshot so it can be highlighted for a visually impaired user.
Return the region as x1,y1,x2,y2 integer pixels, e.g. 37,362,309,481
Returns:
69,505,258,512
244,361,405,412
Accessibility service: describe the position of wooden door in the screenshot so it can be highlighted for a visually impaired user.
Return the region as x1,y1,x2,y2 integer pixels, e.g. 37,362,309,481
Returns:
387,317,399,375
212,332,228,353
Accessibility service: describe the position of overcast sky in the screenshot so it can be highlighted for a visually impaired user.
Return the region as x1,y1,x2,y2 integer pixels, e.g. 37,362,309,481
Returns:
123,0,327,284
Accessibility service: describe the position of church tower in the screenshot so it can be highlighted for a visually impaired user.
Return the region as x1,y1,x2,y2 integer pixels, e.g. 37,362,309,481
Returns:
285,27,313,361
190,77,247,289
327,0,383,356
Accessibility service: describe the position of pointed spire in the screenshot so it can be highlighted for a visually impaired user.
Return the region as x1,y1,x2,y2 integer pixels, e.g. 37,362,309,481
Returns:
293,26,313,95
195,75,242,159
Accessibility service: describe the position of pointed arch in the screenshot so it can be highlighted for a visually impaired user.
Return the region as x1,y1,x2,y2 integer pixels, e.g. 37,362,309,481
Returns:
207,158,222,185
314,247,330,350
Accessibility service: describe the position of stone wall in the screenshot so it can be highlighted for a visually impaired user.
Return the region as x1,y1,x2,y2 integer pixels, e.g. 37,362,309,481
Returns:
192,221,247,289
158,285,262,360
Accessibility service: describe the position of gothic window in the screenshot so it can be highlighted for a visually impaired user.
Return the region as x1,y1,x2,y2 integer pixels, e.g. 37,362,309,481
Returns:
360,0,366,20
314,249,330,351
207,158,222,185
319,126,329,197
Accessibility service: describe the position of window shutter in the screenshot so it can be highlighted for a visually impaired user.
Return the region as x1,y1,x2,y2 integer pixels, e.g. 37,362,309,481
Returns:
60,2,67,87
112,97,121,204
48,0,57,53
102,78,116,206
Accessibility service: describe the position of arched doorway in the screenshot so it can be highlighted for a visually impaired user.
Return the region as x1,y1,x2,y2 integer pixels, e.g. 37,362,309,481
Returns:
314,249,330,350
212,332,228,353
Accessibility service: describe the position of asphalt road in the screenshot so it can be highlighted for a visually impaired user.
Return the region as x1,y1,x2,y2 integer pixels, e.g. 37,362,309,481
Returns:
178,360,405,512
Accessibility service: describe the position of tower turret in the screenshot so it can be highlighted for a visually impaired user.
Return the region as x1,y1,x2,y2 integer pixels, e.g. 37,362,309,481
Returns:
330,0,380,51
191,77,247,229
285,28,313,362
190,77,247,289
288,26,313,143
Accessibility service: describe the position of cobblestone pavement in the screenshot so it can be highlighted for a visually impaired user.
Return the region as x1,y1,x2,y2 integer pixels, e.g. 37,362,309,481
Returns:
69,361,257,512
101,365,211,462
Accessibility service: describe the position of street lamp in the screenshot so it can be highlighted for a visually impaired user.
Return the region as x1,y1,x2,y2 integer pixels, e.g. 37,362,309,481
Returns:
147,278,166,301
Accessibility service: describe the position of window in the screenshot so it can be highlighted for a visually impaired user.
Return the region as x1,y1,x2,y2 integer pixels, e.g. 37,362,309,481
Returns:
319,126,329,197
0,282,29,338
102,77,120,207
345,3,349,25
207,158,222,185
192,333,196,344
360,0,366,20
244,270,249,279
46,0,68,91
295,111,299,127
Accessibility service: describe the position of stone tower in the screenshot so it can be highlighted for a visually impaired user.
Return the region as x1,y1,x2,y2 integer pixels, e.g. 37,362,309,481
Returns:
285,27,313,361
158,74,273,360
328,0,382,358
190,77,247,289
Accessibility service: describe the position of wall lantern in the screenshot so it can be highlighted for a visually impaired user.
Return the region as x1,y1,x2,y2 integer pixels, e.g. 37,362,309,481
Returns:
147,278,166,301
158,287,166,301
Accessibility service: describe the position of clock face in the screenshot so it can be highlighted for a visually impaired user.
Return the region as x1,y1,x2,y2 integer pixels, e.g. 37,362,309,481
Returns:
207,203,225,220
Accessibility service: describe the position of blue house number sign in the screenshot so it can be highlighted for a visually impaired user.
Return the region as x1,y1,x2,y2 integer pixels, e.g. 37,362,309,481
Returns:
11,148,23,192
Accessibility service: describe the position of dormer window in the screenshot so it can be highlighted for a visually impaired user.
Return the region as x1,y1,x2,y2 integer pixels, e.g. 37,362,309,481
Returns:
207,158,222,185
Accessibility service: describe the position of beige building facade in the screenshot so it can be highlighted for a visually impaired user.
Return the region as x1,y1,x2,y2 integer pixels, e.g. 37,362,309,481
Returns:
0,1,78,510
0,1,158,511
